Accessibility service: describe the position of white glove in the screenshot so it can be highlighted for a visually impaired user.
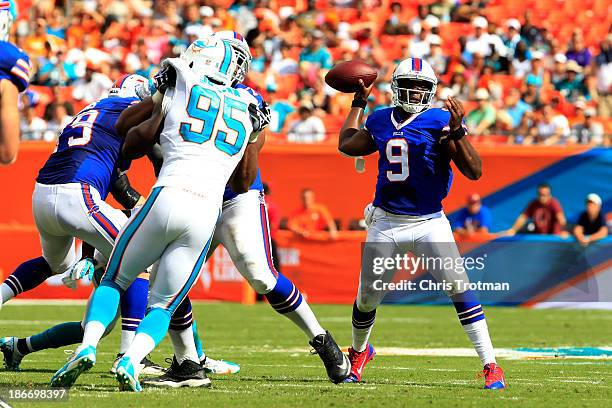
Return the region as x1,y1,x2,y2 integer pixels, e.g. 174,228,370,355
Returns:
72,258,95,280
364,203,375,228
61,275,77,290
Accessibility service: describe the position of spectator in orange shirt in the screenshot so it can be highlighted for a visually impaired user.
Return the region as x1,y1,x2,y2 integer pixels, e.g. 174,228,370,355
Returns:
288,189,338,239
24,19,51,58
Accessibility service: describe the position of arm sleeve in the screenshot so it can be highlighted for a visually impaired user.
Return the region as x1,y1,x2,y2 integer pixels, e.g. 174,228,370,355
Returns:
110,172,142,210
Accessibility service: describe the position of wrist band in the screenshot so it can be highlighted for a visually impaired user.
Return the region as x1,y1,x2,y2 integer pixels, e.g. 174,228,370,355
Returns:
449,126,466,141
351,99,367,109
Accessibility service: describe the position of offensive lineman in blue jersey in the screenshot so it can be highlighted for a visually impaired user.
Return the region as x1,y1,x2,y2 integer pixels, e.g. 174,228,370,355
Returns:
337,58,506,389
0,0,30,164
0,75,164,375
114,32,350,387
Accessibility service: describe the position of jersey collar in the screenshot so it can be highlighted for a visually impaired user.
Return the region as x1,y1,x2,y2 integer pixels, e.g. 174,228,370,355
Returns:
390,109,426,130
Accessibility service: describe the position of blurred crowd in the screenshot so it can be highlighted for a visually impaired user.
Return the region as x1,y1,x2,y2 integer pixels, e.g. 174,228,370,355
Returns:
12,0,612,145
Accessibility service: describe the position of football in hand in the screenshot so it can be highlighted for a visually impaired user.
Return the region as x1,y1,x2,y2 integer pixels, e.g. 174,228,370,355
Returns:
324,60,378,93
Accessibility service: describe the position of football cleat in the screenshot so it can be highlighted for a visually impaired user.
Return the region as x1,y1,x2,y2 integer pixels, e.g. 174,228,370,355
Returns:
115,356,142,392
111,353,164,376
483,363,506,389
141,355,165,376
309,331,350,384
50,346,96,387
0,337,24,371
144,356,211,388
201,356,240,375
110,353,122,374
343,344,376,383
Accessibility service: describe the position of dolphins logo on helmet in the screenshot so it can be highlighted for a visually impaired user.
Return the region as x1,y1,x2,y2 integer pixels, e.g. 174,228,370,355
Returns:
180,36,238,86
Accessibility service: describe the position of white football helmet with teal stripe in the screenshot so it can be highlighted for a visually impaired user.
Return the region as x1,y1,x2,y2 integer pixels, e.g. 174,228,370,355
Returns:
391,57,438,114
180,37,238,87
0,0,17,41
210,31,251,85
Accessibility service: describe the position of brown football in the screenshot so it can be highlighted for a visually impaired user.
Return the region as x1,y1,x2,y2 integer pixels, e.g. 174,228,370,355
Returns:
324,60,378,93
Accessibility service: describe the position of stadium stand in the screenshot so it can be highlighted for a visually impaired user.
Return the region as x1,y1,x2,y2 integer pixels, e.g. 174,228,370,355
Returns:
9,0,611,145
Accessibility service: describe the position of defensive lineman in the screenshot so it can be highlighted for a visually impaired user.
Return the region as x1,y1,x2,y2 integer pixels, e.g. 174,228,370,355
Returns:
337,58,506,389
116,31,351,387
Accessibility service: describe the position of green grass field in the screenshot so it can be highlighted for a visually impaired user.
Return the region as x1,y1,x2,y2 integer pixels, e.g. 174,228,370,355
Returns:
1,302,611,407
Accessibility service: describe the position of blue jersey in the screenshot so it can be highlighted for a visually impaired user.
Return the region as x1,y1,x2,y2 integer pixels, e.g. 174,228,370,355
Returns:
222,83,264,202
37,97,138,199
0,41,30,92
366,107,454,216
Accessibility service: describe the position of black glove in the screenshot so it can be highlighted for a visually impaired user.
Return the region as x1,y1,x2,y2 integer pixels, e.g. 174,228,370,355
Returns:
248,101,271,133
153,63,177,94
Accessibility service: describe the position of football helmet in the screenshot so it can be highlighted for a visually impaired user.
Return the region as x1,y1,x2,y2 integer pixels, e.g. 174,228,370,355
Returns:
180,36,238,86
391,58,438,114
211,31,251,85
0,0,17,41
108,74,148,99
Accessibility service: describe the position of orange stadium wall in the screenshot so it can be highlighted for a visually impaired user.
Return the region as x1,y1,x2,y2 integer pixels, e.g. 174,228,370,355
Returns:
0,143,588,303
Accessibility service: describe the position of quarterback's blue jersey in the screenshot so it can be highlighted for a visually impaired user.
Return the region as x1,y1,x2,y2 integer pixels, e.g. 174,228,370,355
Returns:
37,97,138,199
222,83,264,202
366,107,454,216
0,41,30,92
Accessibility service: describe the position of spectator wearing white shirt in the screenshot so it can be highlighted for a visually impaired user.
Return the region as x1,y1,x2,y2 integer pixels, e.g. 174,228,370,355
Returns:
72,63,113,103
530,104,570,145
20,103,48,141
426,35,447,74
466,17,493,58
485,21,508,58
44,104,73,142
571,108,605,145
409,24,432,59
512,41,532,79
287,105,326,143
503,19,522,57
271,42,299,75
409,4,430,35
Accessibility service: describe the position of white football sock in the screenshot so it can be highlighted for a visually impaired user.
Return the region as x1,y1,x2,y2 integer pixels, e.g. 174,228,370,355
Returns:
462,319,496,366
81,321,106,349
352,324,375,353
124,332,156,366
119,330,136,355
1,284,15,304
168,327,199,364
283,302,326,340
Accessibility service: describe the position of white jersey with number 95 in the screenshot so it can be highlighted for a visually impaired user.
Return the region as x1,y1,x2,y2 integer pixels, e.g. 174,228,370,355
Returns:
154,58,259,202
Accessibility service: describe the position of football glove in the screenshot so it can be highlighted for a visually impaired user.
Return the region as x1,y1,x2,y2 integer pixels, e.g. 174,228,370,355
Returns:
152,62,177,95
62,258,96,289
248,101,271,133
364,203,375,228
135,79,156,100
